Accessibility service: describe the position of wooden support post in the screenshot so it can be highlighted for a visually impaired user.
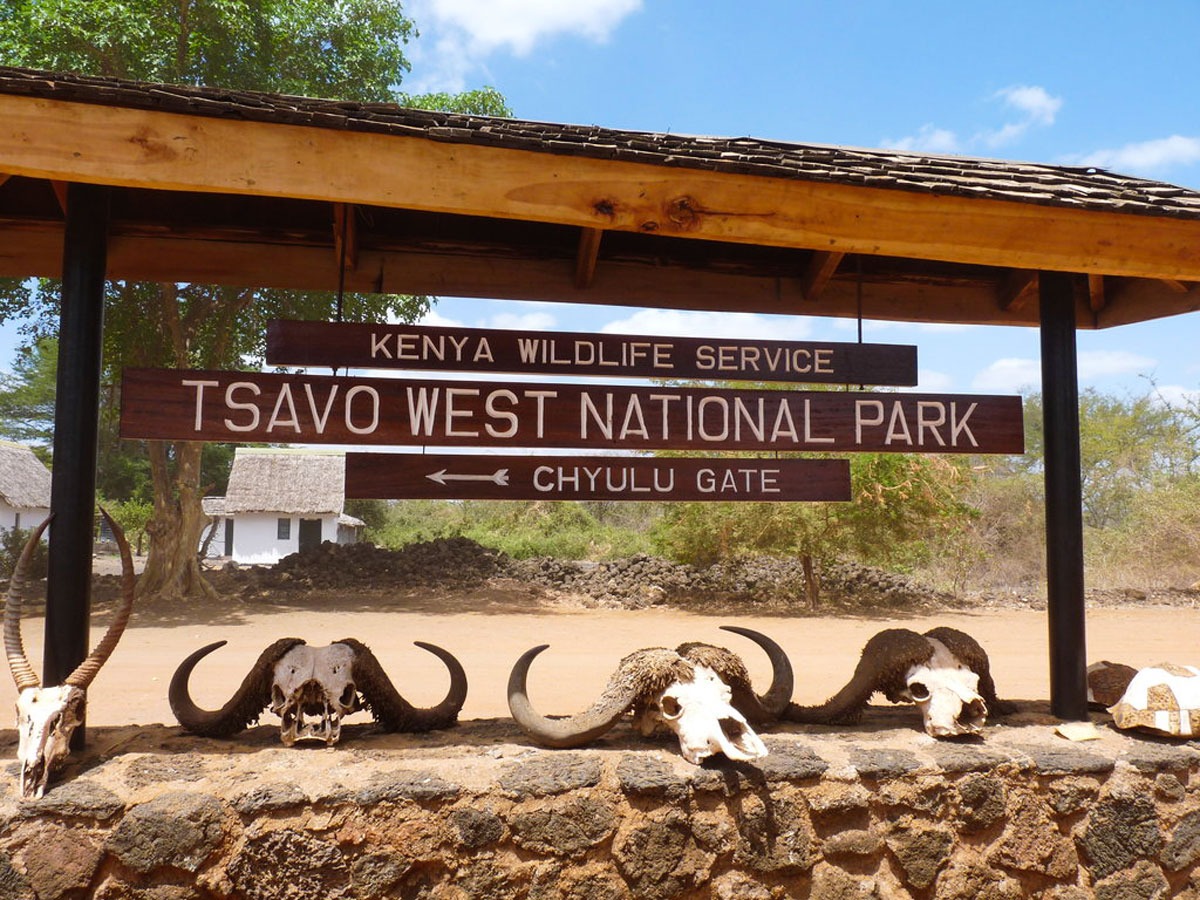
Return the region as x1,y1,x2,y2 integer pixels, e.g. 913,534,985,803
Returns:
574,227,603,289
1039,270,1088,720
44,182,109,746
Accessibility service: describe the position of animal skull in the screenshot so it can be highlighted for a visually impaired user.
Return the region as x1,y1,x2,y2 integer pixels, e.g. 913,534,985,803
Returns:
634,663,767,764
1108,663,1200,737
5,511,137,797
897,637,988,737
170,637,467,743
507,627,791,765
269,642,359,745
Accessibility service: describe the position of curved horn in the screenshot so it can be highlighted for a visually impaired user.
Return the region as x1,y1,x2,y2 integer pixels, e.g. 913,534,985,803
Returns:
719,625,794,722
342,638,467,732
169,638,305,737
4,515,52,691
507,644,635,748
64,508,137,689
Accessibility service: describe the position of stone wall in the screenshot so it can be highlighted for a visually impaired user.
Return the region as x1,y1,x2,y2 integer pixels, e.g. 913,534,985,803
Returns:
2,711,1200,898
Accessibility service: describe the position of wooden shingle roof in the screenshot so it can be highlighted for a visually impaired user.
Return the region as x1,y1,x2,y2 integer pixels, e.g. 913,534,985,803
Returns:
1,66,1198,329
2,66,1197,220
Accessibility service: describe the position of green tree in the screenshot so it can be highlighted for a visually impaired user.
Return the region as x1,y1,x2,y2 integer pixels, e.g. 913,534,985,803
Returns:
0,335,57,445
0,0,510,601
1020,389,1196,529
653,452,974,607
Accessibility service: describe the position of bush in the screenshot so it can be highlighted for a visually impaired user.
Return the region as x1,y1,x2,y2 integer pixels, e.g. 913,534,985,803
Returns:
0,525,48,580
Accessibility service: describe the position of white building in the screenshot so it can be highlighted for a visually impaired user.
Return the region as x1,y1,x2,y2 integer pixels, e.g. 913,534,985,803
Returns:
0,442,51,533
202,449,364,565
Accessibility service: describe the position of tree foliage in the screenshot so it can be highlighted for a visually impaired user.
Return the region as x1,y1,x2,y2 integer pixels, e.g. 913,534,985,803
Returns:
0,0,511,601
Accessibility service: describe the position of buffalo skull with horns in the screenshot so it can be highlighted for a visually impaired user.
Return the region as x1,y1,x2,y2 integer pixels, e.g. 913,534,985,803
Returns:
784,626,1014,738
169,637,467,744
5,511,137,798
507,626,793,764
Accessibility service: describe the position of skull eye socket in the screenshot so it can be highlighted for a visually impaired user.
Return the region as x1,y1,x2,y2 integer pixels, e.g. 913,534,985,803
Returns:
660,695,682,718
908,681,931,702
339,682,356,708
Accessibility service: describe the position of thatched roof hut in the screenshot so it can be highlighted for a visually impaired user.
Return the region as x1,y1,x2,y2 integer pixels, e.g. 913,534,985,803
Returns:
223,448,346,516
0,441,51,511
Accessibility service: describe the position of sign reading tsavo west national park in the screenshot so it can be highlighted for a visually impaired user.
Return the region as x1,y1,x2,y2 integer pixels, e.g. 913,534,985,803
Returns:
266,320,919,386
345,454,852,502
119,368,1024,454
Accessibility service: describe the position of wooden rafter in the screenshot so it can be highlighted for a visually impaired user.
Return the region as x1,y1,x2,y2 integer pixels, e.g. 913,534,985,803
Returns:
574,227,603,289
332,202,358,273
3,95,1200,283
799,250,844,302
50,179,68,216
1088,274,1106,312
1159,278,1191,293
999,269,1039,312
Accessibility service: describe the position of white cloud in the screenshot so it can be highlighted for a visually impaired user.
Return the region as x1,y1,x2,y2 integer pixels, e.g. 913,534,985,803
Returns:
488,310,559,331
422,301,558,331
913,368,954,392
1148,383,1198,408
1076,349,1156,381
418,309,467,328
1076,135,1200,176
600,309,815,341
971,357,1041,393
996,85,1061,126
886,84,1061,155
407,0,642,91
882,124,961,155
979,85,1062,148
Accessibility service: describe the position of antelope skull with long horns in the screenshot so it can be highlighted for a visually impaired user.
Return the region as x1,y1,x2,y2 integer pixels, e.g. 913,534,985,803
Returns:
508,626,792,765
5,510,137,798
169,637,467,744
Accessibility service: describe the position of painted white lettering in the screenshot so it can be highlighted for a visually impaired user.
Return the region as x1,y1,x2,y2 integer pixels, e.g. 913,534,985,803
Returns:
344,386,379,434
855,400,885,444
224,382,261,432
266,384,301,432
182,379,219,431
444,388,480,437
484,390,519,439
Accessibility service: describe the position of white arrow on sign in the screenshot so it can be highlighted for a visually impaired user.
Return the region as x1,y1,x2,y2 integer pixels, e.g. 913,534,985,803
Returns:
426,468,511,487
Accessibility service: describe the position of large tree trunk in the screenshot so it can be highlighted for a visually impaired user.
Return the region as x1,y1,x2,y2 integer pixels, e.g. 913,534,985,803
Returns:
137,439,217,601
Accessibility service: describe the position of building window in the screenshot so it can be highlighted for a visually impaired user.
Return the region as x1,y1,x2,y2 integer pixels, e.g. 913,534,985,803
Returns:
277,517,291,540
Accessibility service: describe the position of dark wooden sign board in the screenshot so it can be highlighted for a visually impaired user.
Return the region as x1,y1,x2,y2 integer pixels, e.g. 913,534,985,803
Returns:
266,319,919,386
120,368,1024,454
345,454,851,502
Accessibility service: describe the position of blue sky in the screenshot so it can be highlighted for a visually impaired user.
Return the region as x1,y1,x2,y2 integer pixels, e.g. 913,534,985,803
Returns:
396,0,1200,403
2,1,1198,404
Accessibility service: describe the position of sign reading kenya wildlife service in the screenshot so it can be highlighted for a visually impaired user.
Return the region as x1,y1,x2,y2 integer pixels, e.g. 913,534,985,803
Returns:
266,320,918,386
346,454,852,502
119,369,1024,454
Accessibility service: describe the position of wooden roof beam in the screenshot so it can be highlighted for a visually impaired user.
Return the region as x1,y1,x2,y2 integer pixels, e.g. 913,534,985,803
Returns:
799,250,844,302
3,95,1200,282
574,227,603,289
332,202,358,273
1088,274,1106,312
50,179,68,216
999,269,1039,312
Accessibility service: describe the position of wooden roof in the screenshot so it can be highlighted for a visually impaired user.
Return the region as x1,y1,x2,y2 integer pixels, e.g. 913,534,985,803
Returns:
1,66,1199,329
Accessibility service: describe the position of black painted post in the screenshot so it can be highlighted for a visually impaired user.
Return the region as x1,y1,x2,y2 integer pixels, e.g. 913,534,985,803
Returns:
44,183,110,745
1038,270,1088,720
